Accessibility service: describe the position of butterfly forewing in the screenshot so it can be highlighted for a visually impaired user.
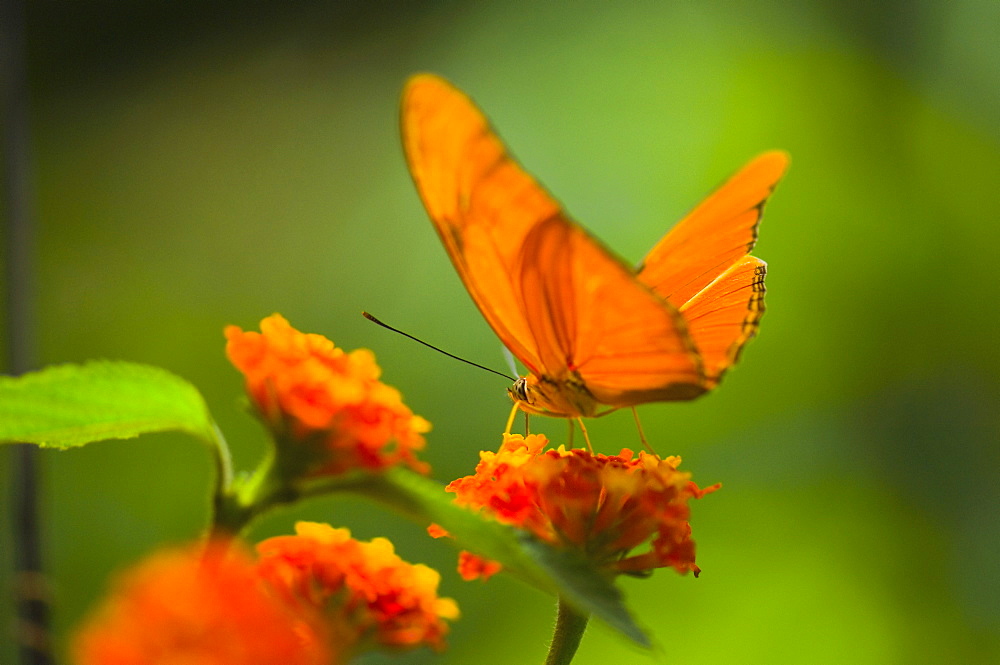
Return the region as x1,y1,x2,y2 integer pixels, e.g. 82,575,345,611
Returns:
516,216,704,399
637,151,787,307
402,74,560,374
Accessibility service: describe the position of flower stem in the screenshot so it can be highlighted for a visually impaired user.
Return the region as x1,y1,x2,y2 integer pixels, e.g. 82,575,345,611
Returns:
211,447,298,536
208,420,233,503
545,596,590,665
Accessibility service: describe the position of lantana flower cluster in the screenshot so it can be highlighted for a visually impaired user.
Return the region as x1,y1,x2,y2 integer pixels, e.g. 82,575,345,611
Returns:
440,433,719,580
257,522,459,653
72,522,458,665
70,314,721,664
225,314,430,475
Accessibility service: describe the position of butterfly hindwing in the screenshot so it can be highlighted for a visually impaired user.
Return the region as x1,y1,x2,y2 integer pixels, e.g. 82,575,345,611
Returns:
677,255,767,383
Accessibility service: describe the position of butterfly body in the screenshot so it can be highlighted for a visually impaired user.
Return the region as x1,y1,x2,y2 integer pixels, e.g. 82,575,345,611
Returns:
402,74,787,420
509,374,598,418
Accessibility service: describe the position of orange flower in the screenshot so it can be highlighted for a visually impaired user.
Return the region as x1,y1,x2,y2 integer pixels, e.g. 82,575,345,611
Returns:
456,550,504,582
72,540,332,665
442,433,719,579
256,522,459,655
225,314,430,475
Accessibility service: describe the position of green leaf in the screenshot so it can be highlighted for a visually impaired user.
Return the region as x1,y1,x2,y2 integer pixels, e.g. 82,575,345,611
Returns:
0,361,217,448
521,535,648,647
308,467,649,647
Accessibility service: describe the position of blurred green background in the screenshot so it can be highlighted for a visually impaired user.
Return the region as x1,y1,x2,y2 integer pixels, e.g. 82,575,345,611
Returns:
2,1,999,663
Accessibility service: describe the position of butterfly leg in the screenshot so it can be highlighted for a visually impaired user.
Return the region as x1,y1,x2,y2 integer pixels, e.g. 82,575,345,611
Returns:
575,417,594,453
631,407,657,455
504,403,520,435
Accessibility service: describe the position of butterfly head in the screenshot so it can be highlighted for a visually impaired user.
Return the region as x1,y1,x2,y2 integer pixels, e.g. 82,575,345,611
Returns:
508,377,531,404
507,374,599,419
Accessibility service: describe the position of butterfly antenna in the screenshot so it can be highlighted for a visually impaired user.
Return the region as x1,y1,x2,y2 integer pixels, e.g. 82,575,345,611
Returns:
362,311,517,382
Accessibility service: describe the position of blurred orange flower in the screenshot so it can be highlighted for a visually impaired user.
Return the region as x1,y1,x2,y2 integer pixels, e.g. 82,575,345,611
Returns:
225,314,430,475
442,433,719,579
256,522,459,655
456,550,504,582
72,540,332,665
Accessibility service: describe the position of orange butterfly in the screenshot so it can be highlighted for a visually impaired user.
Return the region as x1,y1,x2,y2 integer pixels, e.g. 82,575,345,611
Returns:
401,73,787,421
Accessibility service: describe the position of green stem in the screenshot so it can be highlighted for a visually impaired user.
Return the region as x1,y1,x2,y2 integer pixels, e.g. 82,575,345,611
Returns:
211,447,298,536
545,596,590,665
208,420,233,504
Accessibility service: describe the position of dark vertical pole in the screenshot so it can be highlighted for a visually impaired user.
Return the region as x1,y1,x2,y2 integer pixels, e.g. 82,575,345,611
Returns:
1,0,51,663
